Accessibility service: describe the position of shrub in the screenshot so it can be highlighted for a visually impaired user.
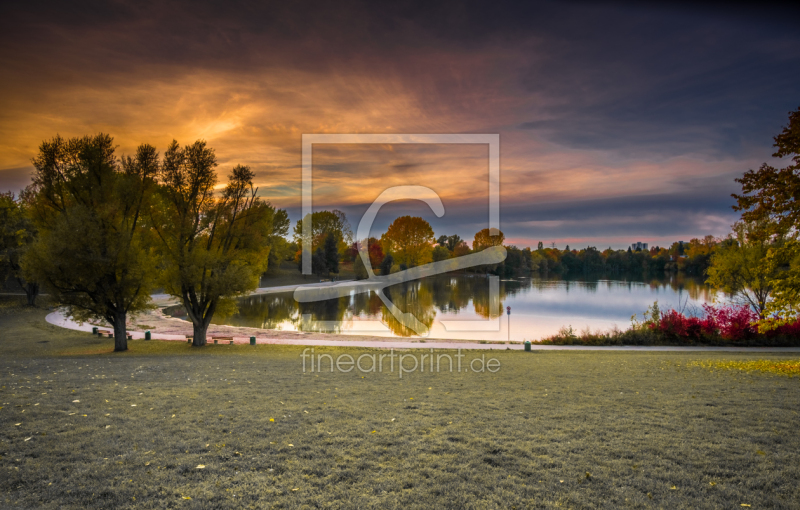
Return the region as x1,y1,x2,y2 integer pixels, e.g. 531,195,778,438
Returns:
537,302,797,346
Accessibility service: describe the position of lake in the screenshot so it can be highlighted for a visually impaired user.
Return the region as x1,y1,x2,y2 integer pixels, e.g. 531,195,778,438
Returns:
206,273,717,341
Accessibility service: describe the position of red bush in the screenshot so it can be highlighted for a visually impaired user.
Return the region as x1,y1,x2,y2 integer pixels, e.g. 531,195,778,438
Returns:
649,304,758,342
702,304,758,341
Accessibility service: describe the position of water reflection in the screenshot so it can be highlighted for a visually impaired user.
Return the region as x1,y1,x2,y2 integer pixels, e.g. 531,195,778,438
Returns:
200,273,717,340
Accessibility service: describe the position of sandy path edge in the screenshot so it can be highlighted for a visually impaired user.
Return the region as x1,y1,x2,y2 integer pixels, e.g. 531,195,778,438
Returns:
44,309,800,352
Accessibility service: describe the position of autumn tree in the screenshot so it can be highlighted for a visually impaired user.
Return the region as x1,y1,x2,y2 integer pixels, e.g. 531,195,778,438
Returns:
23,134,158,351
453,241,471,258
152,140,274,346
732,106,800,320
473,228,505,251
367,238,384,269
381,216,435,268
0,192,39,305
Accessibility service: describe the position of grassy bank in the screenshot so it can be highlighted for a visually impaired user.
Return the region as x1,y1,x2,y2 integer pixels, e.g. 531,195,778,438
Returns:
1,297,799,508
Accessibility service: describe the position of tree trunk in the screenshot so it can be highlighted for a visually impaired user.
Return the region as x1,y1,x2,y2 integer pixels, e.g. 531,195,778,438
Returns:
112,311,128,352
24,282,39,307
192,321,207,346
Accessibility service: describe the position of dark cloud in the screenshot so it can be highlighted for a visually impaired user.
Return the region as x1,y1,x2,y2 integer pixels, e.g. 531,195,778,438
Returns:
0,167,33,194
1,0,798,246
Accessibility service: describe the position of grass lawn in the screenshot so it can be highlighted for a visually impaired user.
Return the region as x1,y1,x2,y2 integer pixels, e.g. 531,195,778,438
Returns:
1,296,799,508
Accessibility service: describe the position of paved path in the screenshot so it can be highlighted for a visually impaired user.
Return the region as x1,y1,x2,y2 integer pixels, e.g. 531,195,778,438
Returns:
45,310,800,352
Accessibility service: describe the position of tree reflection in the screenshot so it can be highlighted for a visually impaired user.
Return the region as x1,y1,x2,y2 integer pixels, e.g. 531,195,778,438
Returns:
197,272,714,337
381,282,436,336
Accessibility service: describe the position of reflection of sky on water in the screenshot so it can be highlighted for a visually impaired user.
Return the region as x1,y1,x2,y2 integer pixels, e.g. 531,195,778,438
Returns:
212,274,716,341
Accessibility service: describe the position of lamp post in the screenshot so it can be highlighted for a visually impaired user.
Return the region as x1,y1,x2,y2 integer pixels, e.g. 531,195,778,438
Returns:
506,306,511,342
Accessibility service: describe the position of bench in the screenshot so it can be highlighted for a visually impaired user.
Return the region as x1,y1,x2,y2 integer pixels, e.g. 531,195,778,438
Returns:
99,330,132,339
213,336,234,345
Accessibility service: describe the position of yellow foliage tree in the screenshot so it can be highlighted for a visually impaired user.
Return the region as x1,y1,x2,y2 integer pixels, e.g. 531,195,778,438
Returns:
473,228,505,251
381,216,435,268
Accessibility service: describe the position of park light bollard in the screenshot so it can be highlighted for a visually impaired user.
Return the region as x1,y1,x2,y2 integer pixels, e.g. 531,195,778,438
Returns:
145,330,151,341
524,340,531,352
250,336,256,346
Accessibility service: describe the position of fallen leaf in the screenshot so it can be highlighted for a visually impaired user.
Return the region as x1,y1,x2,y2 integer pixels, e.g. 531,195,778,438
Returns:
14,423,21,426
131,404,137,407
670,486,677,490
291,488,299,491
24,437,32,441
182,496,192,500
269,418,274,422
72,400,80,403
288,444,294,447
196,465,205,469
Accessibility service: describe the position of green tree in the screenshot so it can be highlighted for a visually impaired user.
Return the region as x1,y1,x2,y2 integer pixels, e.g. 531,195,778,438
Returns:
293,210,352,256
706,222,777,317
323,232,340,275
152,140,274,346
379,253,394,275
437,234,462,251
353,250,369,280
432,245,451,262
23,134,158,351
265,209,291,273
0,192,39,305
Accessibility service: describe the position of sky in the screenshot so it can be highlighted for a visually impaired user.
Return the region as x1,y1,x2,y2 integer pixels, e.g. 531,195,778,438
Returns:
1,0,798,249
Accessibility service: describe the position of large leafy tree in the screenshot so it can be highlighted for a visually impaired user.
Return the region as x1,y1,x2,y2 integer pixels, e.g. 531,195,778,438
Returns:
381,215,435,268
733,106,800,321
0,192,39,306
23,134,158,351
152,140,274,346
